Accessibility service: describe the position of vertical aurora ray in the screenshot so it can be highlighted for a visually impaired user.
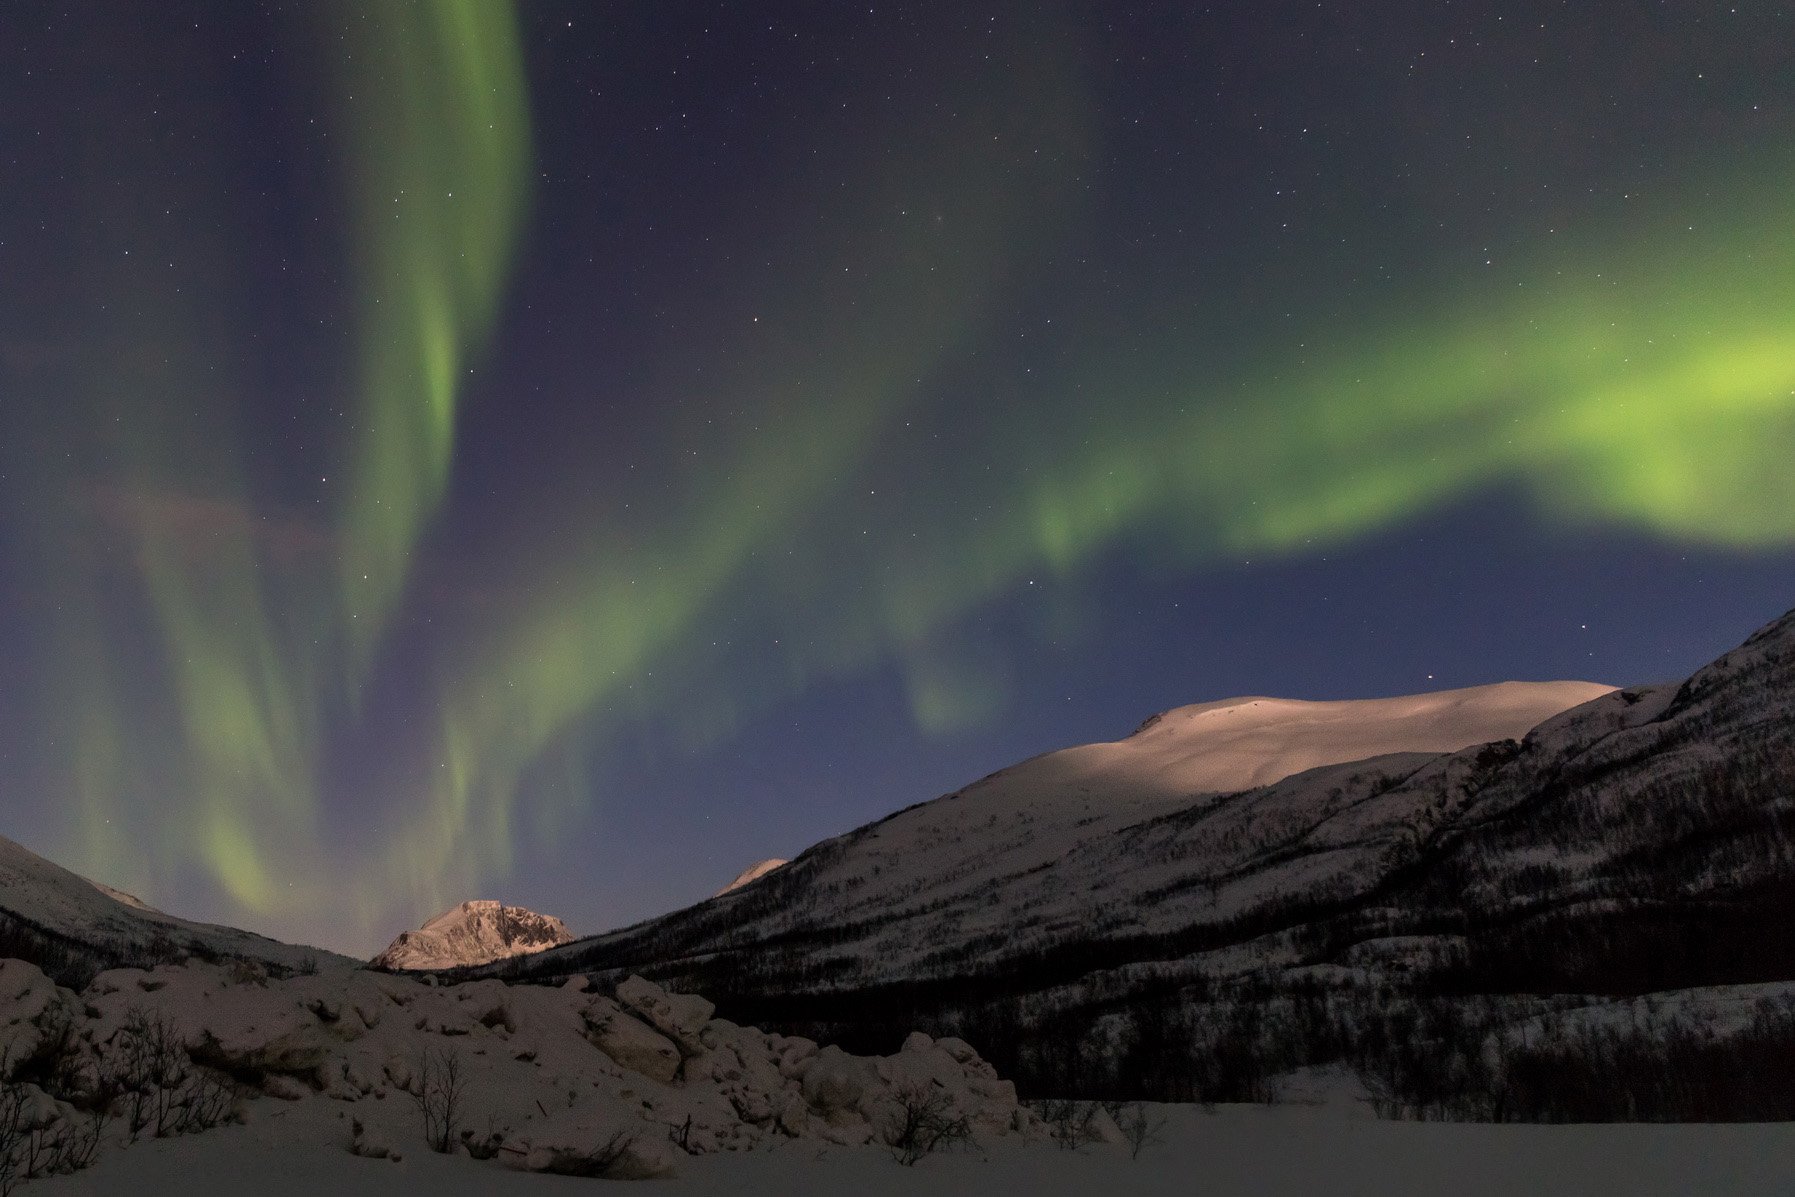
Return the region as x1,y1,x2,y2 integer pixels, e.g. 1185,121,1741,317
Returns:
378,22,1100,904
27,338,329,914
0,1,534,930
334,0,531,676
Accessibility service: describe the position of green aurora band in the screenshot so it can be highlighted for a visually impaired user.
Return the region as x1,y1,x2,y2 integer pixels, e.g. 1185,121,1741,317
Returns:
404,176,1795,909
335,0,531,676
11,2,1795,943
17,0,530,923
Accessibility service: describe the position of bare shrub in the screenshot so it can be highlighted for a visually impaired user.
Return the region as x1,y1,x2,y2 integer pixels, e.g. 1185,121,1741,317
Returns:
13,1103,105,1183
1034,1098,1099,1151
0,1081,27,1197
111,1008,235,1140
1,1065,108,1194
884,1084,973,1166
410,1046,466,1154
1105,1100,1166,1158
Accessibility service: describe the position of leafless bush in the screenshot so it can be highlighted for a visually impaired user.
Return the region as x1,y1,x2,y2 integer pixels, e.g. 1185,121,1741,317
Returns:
112,1007,235,1140
0,1081,26,1197
884,1084,973,1166
1,1070,108,1195
1035,1098,1099,1151
14,1104,105,1183
1104,1100,1166,1158
410,1046,466,1154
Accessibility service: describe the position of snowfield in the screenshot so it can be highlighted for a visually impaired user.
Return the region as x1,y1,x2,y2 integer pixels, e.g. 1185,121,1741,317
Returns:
35,1099,1795,1196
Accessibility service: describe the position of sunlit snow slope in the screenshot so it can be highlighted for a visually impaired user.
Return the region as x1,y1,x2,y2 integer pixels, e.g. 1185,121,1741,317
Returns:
488,677,1612,989
714,860,790,898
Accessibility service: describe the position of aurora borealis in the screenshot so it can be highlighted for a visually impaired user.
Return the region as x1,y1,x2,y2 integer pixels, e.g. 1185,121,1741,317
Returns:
4,2,1794,953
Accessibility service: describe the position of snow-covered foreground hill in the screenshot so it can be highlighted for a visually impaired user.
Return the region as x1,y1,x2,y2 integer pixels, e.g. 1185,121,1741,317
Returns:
37,1099,1795,1196
0,950,1027,1189
480,607,1795,1118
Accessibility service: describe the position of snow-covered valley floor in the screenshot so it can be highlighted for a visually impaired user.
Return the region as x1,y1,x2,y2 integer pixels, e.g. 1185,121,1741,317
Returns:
36,1101,1795,1197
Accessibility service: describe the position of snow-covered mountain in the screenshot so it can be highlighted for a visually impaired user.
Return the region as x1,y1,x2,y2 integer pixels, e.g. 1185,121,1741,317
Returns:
482,679,1609,989
371,899,573,971
476,608,1795,1114
0,834,347,982
714,859,789,898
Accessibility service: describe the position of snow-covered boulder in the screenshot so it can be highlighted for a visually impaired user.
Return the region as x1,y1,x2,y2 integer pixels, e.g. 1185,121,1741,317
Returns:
0,914,1037,1185
0,959,75,1074
801,1044,878,1115
515,1134,676,1181
615,975,714,1055
581,997,681,1083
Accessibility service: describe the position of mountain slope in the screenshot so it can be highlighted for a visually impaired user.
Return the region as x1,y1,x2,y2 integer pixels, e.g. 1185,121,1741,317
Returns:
372,899,573,970
0,834,348,983
470,609,1795,1115
481,679,1609,987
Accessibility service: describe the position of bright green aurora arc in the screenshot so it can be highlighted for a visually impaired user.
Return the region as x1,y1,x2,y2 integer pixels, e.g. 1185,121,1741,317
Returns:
3,1,1793,951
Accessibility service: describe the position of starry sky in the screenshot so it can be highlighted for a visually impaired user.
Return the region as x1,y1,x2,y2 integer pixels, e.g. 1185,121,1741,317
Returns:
3,2,1794,956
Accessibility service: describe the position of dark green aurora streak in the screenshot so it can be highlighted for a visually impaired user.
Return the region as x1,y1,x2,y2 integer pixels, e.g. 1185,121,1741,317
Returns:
5,2,1793,944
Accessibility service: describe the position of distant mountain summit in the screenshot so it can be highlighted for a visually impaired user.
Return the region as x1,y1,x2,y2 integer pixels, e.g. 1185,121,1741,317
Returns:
713,859,788,898
372,899,572,970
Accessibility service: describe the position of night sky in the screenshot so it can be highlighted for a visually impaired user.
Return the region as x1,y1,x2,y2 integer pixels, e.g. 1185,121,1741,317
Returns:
4,2,1794,955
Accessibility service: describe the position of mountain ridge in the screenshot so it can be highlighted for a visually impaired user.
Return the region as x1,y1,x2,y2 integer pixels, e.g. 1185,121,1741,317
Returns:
467,606,1795,1116
0,833,349,984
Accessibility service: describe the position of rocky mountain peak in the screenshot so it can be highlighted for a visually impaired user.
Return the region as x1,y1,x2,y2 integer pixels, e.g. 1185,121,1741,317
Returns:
372,900,573,971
